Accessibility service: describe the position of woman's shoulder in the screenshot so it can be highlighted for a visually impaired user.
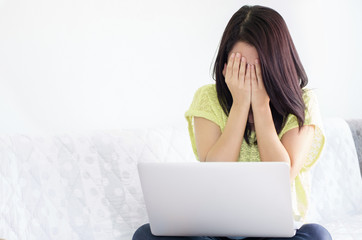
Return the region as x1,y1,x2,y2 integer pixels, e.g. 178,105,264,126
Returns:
186,83,225,124
191,83,219,105
279,88,321,135
194,83,217,96
301,88,322,115
301,88,317,104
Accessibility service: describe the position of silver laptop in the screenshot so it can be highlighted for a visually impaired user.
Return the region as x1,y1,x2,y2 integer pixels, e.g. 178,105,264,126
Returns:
137,161,297,238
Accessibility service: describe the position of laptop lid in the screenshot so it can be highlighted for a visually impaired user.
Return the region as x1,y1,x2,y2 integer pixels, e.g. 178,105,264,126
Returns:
137,161,296,238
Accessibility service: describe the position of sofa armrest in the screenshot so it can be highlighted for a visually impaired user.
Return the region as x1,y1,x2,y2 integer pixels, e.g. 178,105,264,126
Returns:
346,119,362,177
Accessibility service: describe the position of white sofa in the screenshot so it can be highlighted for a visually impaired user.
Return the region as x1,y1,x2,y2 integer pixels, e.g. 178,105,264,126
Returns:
1,118,362,240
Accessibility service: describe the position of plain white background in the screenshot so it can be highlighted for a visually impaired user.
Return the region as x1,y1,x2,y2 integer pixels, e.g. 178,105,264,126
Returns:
0,0,361,134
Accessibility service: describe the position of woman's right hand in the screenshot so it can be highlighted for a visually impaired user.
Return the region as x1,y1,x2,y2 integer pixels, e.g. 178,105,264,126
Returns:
222,52,251,108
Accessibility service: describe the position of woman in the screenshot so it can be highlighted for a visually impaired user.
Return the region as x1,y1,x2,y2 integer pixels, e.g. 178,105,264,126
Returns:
132,5,332,240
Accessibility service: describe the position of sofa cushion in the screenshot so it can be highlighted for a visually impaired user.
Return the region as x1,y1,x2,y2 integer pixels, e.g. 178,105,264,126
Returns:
306,118,362,238
0,127,195,240
346,119,362,177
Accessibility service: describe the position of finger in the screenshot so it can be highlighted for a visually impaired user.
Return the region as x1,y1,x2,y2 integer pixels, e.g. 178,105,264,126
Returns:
238,56,246,82
255,59,263,85
251,64,257,87
225,53,235,80
245,63,251,88
232,53,241,77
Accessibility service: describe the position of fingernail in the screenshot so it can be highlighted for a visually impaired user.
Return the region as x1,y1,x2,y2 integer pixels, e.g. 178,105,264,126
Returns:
236,53,240,58
241,57,246,62
231,53,235,58
255,59,259,64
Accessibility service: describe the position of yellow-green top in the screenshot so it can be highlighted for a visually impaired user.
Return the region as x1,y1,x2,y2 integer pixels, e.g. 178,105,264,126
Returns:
184,84,325,222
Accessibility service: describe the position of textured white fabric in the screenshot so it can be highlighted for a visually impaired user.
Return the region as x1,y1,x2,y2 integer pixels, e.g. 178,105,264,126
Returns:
0,118,361,240
306,118,362,239
0,127,196,240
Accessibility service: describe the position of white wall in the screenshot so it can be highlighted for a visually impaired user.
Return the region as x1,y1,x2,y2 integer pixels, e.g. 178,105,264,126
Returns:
0,0,361,134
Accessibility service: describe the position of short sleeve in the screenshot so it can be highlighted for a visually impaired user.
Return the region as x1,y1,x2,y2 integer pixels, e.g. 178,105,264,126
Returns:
184,84,222,161
279,89,326,171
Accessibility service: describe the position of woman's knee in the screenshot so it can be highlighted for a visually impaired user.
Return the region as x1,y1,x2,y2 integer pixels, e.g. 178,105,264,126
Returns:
132,223,153,240
299,223,332,240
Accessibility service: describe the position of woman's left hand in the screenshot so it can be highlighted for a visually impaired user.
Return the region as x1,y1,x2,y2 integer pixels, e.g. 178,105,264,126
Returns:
251,59,270,109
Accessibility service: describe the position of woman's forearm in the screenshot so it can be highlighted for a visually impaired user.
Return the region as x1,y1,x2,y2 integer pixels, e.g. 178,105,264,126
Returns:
205,103,250,162
253,105,290,165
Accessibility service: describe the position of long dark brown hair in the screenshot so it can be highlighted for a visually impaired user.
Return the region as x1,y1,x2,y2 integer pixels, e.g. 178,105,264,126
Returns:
212,5,308,145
